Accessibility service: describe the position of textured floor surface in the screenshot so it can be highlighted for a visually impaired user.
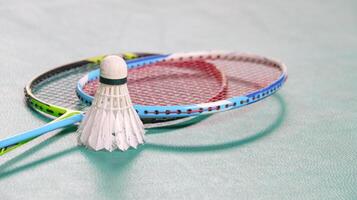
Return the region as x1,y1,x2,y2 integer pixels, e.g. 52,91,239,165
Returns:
0,0,356,199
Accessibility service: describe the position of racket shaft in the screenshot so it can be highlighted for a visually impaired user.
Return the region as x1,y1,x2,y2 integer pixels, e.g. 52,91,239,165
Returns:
0,114,83,150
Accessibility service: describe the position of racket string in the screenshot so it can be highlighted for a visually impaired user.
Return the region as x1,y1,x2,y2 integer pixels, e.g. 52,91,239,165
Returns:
82,56,283,106
32,63,96,111
84,60,226,106
211,59,283,98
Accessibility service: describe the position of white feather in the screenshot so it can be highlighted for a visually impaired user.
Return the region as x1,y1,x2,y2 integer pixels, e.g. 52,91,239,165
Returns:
77,56,145,152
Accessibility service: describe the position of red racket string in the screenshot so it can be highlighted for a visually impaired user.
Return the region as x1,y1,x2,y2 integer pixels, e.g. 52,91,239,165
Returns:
83,60,227,106
82,56,283,106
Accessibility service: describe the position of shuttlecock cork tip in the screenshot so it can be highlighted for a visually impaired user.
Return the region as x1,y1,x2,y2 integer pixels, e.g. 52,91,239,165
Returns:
100,55,128,85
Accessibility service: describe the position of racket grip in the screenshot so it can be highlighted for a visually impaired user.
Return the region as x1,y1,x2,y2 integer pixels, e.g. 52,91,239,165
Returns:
0,114,83,149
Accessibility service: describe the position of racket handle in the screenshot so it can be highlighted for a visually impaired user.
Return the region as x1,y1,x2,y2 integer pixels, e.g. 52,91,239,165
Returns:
0,114,83,154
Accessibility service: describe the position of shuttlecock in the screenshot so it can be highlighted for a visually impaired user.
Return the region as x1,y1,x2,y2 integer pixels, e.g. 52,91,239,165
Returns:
77,55,145,151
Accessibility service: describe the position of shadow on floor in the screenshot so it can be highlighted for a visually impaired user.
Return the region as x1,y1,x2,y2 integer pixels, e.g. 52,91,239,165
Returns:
0,126,79,180
0,94,286,180
143,94,287,153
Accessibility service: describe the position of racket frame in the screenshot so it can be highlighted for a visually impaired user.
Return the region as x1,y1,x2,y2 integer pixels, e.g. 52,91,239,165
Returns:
77,51,288,118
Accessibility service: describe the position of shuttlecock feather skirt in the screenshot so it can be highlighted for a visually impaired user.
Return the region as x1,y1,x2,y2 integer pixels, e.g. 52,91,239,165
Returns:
77,83,145,151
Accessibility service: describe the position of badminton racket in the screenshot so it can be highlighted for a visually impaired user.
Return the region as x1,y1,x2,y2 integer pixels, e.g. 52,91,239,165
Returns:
78,51,287,118
0,53,160,155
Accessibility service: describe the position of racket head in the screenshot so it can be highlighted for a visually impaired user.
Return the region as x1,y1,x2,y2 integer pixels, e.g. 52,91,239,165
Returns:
25,53,159,120
77,51,288,118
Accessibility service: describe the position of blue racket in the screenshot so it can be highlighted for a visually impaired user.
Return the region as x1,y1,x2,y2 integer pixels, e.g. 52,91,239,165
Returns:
77,51,287,118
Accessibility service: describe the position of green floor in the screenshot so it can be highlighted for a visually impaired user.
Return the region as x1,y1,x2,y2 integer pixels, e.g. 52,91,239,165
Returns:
0,0,356,199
